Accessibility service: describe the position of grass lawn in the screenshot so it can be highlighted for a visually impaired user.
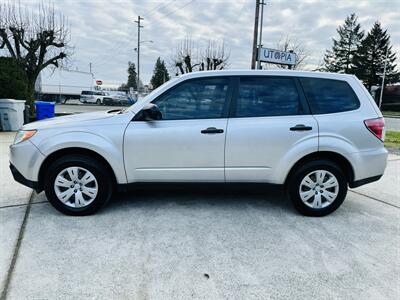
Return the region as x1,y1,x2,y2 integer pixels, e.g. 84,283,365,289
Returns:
385,131,400,150
382,111,400,117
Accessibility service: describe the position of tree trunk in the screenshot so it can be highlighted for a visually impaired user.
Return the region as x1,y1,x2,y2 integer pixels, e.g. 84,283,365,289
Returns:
26,75,36,115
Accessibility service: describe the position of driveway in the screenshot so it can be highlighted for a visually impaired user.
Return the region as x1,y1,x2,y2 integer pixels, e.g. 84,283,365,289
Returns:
0,132,399,299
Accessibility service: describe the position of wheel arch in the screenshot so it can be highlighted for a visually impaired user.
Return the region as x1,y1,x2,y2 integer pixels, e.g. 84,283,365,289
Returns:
284,151,355,187
38,147,118,191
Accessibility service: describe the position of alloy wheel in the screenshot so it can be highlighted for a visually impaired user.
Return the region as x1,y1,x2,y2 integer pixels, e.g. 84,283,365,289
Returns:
54,166,98,208
299,170,339,209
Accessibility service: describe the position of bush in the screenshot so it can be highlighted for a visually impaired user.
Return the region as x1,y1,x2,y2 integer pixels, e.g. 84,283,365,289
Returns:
0,57,28,100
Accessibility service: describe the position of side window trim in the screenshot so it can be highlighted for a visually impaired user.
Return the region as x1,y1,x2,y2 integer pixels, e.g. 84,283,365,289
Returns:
139,76,233,121
229,75,308,118
294,77,312,115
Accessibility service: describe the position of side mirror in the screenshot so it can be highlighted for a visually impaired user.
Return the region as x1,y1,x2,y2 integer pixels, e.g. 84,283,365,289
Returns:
136,103,162,121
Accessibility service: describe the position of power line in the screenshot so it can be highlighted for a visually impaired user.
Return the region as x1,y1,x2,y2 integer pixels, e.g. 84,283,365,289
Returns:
142,0,177,18
158,0,195,20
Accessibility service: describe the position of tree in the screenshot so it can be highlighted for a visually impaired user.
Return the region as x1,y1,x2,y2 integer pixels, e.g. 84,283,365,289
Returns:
0,57,28,99
150,57,170,89
353,22,398,91
126,61,137,90
0,1,70,110
199,40,230,71
172,36,229,75
323,13,364,73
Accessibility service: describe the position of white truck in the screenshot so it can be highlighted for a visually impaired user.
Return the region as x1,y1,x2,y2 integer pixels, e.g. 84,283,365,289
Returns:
35,68,94,103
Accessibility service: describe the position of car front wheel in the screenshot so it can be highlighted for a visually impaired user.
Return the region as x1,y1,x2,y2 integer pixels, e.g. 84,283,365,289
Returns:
44,155,113,216
288,160,347,217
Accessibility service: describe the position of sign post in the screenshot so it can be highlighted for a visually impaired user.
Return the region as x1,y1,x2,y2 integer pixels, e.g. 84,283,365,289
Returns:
258,47,297,67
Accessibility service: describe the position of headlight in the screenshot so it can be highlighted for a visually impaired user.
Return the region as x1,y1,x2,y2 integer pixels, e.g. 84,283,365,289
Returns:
14,130,37,144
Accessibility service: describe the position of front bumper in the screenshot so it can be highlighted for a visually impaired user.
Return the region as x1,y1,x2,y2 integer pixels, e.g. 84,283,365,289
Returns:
9,140,46,188
9,163,41,192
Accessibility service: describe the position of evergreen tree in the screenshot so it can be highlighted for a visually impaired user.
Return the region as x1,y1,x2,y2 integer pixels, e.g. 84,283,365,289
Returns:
150,57,170,89
126,61,137,90
0,57,28,100
323,13,364,73
353,22,398,91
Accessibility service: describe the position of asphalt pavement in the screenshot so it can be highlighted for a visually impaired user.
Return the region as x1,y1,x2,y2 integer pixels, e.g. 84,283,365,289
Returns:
0,131,399,299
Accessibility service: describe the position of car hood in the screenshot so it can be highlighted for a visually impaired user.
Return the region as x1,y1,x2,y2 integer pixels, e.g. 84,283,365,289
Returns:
23,111,118,130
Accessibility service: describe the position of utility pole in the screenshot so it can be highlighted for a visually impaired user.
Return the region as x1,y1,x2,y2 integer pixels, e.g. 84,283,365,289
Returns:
135,16,143,96
256,0,266,69
89,62,92,74
378,45,389,109
251,0,260,69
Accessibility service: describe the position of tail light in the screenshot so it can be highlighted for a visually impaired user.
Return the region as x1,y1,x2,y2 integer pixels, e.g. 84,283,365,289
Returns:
364,117,385,141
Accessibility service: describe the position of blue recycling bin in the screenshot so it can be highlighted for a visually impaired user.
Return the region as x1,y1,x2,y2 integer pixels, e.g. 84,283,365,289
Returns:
35,101,55,120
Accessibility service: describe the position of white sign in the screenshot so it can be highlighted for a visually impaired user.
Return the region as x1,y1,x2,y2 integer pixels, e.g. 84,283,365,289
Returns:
258,48,297,65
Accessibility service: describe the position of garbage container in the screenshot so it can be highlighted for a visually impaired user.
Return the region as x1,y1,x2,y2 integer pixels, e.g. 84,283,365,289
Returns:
0,99,26,131
35,101,55,120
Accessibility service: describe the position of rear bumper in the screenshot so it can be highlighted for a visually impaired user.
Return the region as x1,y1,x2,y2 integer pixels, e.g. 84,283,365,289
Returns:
349,174,382,188
348,148,388,181
10,163,41,192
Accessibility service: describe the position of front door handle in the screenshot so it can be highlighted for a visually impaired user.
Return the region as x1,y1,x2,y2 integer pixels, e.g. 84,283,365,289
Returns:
201,127,224,134
290,124,313,131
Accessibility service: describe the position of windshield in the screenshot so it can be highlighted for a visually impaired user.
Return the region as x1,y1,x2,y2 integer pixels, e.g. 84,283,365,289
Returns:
124,77,180,113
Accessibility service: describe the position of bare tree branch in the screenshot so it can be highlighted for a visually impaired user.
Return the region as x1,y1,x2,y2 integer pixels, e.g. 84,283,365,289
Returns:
0,0,71,108
172,36,230,75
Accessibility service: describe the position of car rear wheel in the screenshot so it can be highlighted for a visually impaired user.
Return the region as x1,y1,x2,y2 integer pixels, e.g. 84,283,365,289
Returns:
287,160,347,217
96,99,101,105
44,155,113,216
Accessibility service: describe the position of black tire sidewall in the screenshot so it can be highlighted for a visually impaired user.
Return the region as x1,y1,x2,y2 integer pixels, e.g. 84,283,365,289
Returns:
288,160,348,217
44,155,112,216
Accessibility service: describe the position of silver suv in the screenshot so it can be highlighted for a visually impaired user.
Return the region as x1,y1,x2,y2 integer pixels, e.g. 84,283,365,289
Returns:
9,70,387,216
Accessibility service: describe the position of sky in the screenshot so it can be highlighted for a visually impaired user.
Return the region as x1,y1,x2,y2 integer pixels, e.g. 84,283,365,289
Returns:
12,0,400,86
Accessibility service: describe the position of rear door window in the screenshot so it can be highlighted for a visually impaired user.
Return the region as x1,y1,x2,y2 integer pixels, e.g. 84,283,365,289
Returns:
299,78,360,114
235,77,302,117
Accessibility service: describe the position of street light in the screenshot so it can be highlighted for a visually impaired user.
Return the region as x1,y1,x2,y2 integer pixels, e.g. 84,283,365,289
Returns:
134,40,154,99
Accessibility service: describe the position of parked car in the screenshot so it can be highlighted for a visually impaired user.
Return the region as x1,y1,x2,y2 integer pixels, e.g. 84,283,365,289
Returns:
103,93,135,106
10,70,387,216
80,91,109,105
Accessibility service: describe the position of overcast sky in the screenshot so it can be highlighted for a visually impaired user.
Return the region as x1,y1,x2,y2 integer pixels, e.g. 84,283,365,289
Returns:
18,0,400,86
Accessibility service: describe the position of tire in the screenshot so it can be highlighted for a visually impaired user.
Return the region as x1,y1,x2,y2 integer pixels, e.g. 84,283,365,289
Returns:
96,99,101,105
287,160,348,217
44,155,113,216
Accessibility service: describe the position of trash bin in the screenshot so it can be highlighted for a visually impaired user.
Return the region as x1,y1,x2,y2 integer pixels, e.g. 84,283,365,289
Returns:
0,99,26,131
35,101,55,120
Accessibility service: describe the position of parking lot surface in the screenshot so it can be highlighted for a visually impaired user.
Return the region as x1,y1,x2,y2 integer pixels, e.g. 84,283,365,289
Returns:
0,131,399,299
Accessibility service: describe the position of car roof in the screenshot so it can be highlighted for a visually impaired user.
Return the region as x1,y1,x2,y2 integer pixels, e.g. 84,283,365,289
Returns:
176,69,355,81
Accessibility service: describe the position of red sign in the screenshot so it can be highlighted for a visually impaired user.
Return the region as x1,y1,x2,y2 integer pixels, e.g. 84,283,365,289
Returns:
96,80,103,85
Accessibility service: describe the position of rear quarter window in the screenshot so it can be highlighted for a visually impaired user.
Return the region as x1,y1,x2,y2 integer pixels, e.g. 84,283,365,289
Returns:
299,78,360,114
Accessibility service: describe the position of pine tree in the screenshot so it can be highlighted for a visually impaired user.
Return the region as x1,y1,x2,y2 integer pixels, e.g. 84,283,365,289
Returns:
323,13,364,73
353,22,398,91
126,61,137,90
150,57,170,89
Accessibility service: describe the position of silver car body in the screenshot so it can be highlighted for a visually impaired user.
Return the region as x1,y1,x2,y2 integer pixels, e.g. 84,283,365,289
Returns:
10,70,388,189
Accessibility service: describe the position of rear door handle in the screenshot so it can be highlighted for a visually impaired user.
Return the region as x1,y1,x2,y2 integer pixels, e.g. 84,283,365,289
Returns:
201,127,224,134
290,124,313,131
